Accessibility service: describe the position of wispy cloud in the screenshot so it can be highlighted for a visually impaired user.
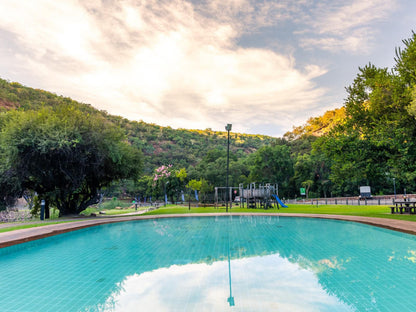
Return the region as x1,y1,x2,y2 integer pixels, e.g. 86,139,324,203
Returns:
101,255,353,311
300,28,376,54
298,0,398,53
0,0,330,135
194,0,300,31
5,0,401,135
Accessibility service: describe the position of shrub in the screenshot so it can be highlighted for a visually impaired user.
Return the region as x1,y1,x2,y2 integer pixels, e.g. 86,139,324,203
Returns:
99,199,131,210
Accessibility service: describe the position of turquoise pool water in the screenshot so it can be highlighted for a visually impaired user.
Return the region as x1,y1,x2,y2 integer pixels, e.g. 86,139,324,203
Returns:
1,216,416,311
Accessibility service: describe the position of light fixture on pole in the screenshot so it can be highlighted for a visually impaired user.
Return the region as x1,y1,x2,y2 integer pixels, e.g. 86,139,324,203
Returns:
225,124,232,213
393,178,396,200
164,181,169,206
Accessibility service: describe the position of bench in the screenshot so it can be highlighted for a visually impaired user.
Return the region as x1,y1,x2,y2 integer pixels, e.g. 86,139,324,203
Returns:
390,206,406,214
391,201,416,214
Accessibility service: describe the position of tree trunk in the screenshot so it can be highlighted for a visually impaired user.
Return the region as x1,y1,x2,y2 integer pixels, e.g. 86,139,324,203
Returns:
45,199,50,219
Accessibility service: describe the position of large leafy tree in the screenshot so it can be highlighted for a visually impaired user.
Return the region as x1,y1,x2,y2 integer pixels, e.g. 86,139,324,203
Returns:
248,144,293,196
0,106,142,214
292,151,331,198
395,31,416,86
317,32,416,195
187,147,249,188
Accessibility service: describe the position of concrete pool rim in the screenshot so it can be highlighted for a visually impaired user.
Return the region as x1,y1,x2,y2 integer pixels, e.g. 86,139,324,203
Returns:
1,213,416,248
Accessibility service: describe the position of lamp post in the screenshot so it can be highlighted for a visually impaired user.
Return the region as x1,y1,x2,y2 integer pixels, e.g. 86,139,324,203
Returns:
393,178,396,200
225,124,232,213
227,225,235,306
40,199,45,221
164,181,169,206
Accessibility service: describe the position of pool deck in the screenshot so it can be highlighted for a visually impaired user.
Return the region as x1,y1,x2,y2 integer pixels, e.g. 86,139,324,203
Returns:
1,213,416,248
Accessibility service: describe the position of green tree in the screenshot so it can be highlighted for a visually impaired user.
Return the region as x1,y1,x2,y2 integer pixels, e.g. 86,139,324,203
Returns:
136,175,154,200
187,179,202,192
301,180,314,199
186,178,212,204
316,43,416,195
0,107,142,215
248,144,293,196
395,31,416,86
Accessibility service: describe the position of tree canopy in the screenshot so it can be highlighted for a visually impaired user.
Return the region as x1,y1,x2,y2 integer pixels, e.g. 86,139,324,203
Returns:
2,31,416,205
0,105,142,214
313,32,416,196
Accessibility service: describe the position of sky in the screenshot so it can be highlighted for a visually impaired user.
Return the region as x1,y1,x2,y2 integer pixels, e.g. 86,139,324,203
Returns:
101,254,352,311
0,0,415,137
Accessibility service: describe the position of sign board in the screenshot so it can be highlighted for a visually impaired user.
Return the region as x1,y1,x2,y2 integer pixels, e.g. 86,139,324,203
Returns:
300,188,306,196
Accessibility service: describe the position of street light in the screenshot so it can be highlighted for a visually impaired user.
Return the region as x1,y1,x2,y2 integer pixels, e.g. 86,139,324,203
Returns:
393,178,396,200
164,181,169,206
40,199,45,221
225,124,232,213
227,229,235,306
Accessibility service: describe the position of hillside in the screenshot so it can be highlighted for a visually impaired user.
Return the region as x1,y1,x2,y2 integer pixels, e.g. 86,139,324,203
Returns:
0,78,276,173
2,32,416,202
284,107,345,140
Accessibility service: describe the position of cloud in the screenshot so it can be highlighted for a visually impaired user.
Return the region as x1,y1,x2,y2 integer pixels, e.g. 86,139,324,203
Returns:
0,0,329,136
194,0,300,31
298,0,398,53
98,254,354,311
300,28,376,54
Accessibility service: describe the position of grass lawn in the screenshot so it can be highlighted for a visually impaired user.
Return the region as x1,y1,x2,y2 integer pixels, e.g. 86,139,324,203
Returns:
0,221,75,233
143,203,416,222
2,203,416,233
80,205,145,216
102,208,147,215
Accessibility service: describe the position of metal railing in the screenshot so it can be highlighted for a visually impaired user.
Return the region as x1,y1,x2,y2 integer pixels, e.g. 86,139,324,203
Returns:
285,195,414,206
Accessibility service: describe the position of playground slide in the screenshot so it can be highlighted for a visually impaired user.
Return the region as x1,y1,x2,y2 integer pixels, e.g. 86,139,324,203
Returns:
272,194,288,208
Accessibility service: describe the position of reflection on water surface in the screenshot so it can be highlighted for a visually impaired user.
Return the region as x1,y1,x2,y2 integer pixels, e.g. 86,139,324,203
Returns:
1,216,416,312
100,254,353,312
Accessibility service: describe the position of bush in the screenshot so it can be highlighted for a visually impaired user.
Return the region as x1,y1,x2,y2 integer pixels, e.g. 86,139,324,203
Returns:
99,199,132,210
79,207,98,216
30,196,41,217
79,199,132,216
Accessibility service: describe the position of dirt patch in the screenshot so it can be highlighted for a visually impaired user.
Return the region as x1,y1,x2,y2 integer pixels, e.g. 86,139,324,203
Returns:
0,99,19,110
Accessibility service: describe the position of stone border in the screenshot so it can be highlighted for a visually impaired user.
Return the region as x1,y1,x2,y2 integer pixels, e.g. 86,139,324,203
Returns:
1,213,416,248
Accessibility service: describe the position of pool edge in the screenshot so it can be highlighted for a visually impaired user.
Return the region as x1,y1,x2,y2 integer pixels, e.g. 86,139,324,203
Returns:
1,213,416,248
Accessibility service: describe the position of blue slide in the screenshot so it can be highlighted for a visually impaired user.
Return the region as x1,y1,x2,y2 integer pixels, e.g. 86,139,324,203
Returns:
272,194,288,208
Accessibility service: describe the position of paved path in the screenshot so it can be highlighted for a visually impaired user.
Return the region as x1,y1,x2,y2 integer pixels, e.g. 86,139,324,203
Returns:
1,213,416,248
0,209,150,229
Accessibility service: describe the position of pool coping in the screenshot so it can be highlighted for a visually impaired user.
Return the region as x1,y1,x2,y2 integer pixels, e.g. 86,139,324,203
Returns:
1,213,416,248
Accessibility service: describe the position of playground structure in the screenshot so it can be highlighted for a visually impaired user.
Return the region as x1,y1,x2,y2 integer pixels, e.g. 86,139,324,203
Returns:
215,183,287,209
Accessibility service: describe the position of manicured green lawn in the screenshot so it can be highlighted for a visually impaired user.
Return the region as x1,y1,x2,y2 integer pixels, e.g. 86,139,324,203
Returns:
143,203,416,221
2,203,415,233
80,206,146,216
102,208,146,215
0,221,74,233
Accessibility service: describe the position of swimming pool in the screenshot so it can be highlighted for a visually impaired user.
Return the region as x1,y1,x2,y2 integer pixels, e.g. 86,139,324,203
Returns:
1,216,416,311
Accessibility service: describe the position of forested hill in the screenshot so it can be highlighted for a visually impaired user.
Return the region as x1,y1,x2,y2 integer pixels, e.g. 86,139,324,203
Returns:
0,78,276,173
284,107,345,140
2,31,415,203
